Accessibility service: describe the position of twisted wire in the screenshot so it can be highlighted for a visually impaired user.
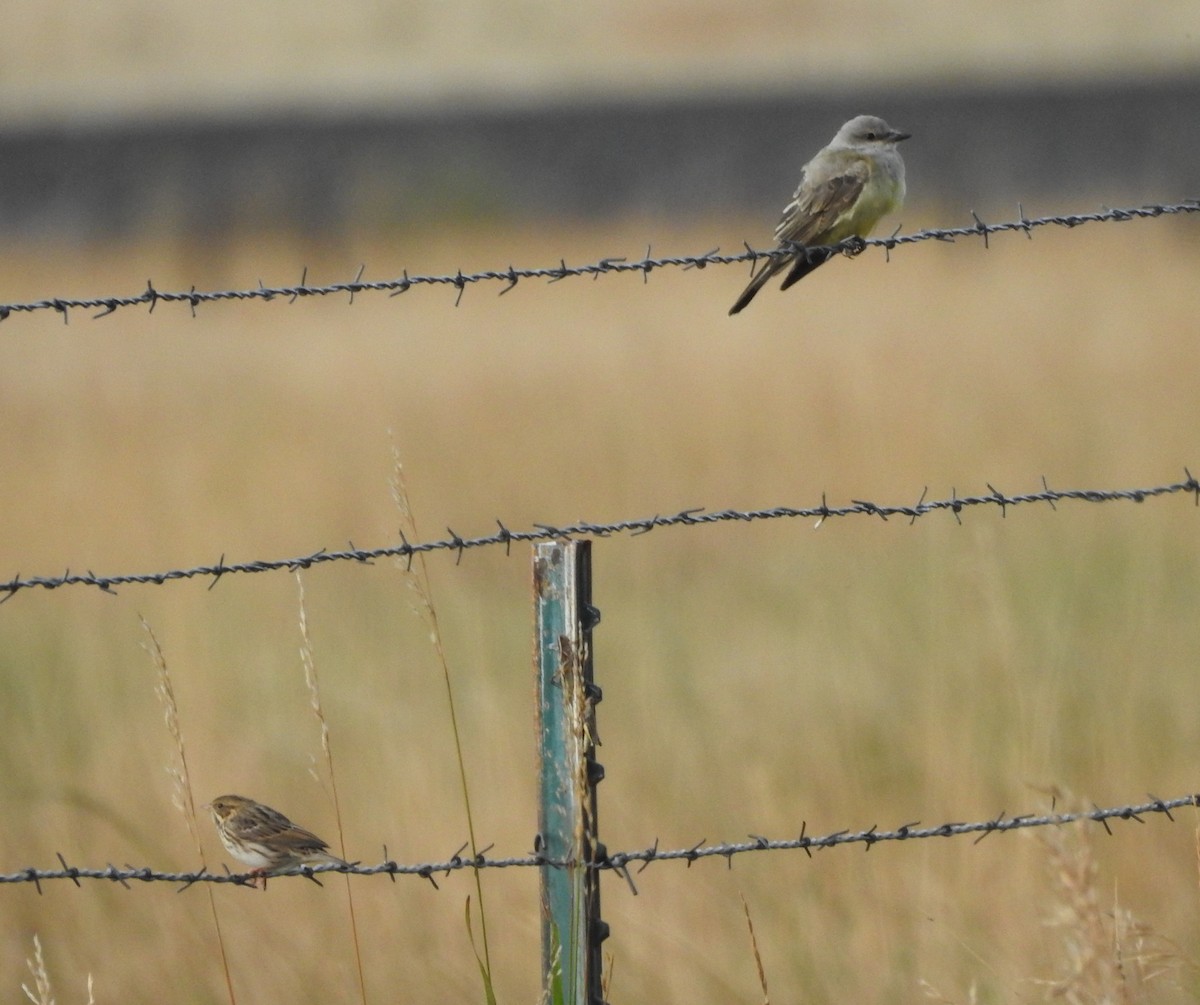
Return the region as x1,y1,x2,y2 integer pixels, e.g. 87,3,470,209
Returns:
0,201,1195,322
3,472,1196,600
3,793,1192,891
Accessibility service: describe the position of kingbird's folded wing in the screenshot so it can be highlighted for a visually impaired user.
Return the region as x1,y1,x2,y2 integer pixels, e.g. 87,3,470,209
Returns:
773,157,871,246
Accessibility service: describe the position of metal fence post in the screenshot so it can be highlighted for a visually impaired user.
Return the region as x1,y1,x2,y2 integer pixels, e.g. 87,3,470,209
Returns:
534,540,606,1005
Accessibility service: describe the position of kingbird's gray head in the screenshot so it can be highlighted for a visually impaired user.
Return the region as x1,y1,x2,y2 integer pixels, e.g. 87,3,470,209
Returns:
831,115,911,150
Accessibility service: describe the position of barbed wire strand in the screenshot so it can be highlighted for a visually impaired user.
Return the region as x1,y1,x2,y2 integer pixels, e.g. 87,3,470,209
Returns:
3,793,1193,892
0,201,1195,323
2,472,1197,601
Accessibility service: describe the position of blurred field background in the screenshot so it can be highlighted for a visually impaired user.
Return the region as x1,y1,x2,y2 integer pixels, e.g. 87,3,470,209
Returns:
4,3,1200,1003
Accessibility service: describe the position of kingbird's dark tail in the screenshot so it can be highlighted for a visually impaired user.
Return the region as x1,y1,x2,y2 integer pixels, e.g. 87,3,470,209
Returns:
729,246,837,314
777,248,834,292
728,257,785,315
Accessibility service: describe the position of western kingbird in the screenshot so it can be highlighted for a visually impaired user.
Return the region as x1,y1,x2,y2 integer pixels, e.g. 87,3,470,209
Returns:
729,114,909,315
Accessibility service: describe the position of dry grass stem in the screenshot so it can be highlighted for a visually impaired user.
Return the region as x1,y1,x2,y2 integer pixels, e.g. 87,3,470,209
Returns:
295,573,368,1005
21,934,52,1005
390,445,493,980
143,616,200,846
141,617,237,1005
739,893,770,1005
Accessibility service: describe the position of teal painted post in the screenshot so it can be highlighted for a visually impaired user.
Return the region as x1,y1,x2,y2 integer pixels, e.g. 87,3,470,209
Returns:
534,540,605,1005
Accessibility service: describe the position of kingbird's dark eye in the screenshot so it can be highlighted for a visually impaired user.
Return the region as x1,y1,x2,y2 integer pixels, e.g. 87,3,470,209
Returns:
866,132,877,140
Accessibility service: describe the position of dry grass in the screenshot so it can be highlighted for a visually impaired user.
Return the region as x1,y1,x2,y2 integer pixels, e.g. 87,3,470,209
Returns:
2,211,1200,1002
20,934,94,1005
1034,788,1197,1003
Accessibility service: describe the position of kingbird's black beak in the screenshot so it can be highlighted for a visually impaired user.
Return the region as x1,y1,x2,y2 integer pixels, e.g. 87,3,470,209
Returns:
891,130,912,142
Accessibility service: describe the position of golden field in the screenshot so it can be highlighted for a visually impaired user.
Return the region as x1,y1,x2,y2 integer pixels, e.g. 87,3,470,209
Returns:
2,209,1200,1003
